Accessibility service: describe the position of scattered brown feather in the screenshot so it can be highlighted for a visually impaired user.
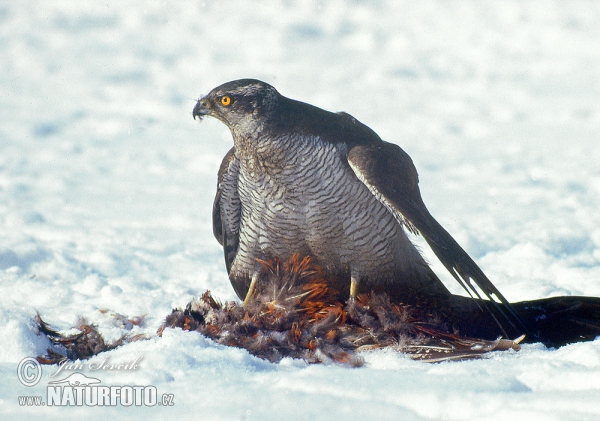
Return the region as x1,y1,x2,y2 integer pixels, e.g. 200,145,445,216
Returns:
34,312,146,365
159,254,523,365
34,254,522,365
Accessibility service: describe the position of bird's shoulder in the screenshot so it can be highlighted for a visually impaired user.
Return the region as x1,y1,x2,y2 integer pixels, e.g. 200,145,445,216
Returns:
217,147,239,183
271,96,420,191
273,97,382,148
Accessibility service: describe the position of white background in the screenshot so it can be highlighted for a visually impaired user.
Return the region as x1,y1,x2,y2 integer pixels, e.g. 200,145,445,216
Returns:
1,1,600,420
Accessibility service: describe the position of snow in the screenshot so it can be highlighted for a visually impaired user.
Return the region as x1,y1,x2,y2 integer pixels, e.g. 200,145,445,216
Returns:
1,0,600,419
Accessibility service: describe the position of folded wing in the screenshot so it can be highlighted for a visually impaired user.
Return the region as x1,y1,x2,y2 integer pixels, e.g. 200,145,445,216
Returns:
347,141,529,336
213,147,240,275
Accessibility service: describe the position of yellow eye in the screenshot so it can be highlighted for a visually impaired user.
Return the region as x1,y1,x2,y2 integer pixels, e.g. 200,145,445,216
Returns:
220,95,232,106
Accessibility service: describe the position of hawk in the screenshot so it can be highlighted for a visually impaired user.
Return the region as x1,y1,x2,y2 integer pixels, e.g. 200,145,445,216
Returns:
192,79,527,336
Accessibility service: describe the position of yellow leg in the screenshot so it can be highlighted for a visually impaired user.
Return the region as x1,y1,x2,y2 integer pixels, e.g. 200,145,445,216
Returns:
242,272,259,306
350,276,359,299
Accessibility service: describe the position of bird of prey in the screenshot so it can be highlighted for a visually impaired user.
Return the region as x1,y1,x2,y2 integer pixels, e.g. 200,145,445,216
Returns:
192,78,529,337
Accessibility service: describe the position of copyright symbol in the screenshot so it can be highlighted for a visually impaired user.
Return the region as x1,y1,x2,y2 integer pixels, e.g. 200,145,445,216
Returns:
17,357,42,387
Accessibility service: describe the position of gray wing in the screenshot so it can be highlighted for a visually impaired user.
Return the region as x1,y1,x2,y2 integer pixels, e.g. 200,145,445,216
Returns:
212,147,240,274
347,141,528,335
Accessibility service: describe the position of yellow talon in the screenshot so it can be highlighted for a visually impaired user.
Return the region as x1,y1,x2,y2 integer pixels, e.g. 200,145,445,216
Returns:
350,277,359,299
242,273,259,306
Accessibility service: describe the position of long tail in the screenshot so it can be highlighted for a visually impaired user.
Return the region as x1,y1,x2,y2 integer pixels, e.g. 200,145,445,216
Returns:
447,295,600,347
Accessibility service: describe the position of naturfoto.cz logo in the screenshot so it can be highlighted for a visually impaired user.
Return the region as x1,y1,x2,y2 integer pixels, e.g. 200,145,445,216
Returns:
17,356,175,407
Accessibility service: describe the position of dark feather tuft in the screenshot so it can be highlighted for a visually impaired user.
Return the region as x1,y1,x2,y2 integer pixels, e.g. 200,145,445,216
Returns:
159,254,523,364
34,312,147,365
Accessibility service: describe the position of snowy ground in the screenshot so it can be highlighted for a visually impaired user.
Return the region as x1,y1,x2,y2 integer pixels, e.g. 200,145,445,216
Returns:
2,1,600,420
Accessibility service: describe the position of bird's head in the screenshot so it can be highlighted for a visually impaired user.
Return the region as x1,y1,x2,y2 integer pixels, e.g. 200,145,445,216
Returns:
193,79,280,133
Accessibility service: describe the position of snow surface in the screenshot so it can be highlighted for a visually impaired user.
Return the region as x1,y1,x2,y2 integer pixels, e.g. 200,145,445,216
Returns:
2,1,600,419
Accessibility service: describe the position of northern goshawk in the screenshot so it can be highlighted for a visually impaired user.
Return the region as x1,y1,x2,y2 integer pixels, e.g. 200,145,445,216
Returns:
193,79,532,336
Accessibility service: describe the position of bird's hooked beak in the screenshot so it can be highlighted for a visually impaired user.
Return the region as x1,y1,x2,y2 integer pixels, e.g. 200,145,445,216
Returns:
193,98,211,120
